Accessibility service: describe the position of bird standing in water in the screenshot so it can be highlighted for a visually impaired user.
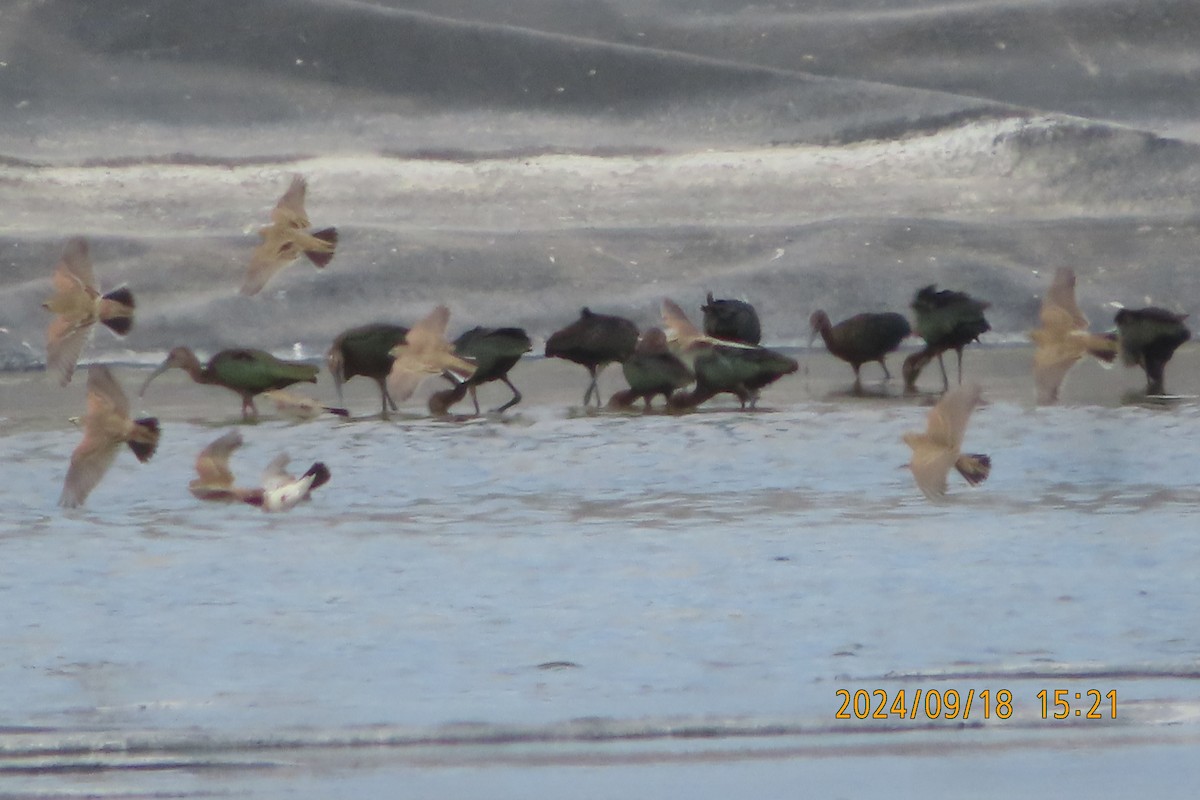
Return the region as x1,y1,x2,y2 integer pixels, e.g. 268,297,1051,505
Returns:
42,237,136,386
608,327,693,411
190,431,330,511
544,308,639,407
903,285,991,392
1114,307,1191,396
809,309,911,391
701,292,762,345
661,298,796,409
241,175,338,296
326,323,409,418
428,326,532,416
59,366,160,508
902,382,990,500
1029,268,1118,404
140,347,319,420
386,306,476,406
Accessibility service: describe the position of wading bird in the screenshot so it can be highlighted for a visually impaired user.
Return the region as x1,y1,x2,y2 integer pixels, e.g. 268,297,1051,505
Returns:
544,308,639,407
809,310,911,390
59,366,160,508
902,382,990,500
386,306,475,406
661,298,793,409
189,431,330,511
42,237,135,386
428,326,532,416
903,285,991,392
326,323,409,418
608,327,693,411
1114,306,1191,396
140,347,319,420
1029,268,1119,404
701,292,761,344
241,175,338,296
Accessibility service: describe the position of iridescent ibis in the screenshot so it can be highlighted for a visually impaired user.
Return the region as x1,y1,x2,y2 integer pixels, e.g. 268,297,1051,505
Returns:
386,306,476,406
902,285,991,392
1029,268,1119,404
42,237,135,386
428,326,532,416
661,297,791,409
59,366,160,508
672,343,798,410
701,292,762,344
326,323,409,418
608,327,693,411
544,308,639,407
140,347,319,420
1114,306,1191,395
241,175,338,296
902,382,990,500
809,310,911,390
261,389,349,421
190,431,330,512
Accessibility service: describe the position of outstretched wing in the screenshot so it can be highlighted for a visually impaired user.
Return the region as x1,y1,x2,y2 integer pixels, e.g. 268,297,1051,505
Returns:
194,431,243,490
925,383,982,450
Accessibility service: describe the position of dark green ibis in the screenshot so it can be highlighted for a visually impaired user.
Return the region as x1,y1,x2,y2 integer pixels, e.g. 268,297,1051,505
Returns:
1029,268,1118,404
545,308,639,407
608,327,693,411
326,323,409,418
1114,306,1190,395
809,310,911,390
140,347,319,420
701,292,761,345
671,343,798,410
902,285,991,392
429,326,532,416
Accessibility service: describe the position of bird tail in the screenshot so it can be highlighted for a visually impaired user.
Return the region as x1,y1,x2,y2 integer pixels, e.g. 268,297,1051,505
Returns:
99,287,136,335
428,383,469,416
303,462,331,491
305,227,338,267
127,417,161,463
607,388,637,409
323,406,350,417
1082,332,1120,364
954,453,991,487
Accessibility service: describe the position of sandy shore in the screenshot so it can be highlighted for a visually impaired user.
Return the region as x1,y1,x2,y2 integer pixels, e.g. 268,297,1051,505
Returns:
2,344,1195,434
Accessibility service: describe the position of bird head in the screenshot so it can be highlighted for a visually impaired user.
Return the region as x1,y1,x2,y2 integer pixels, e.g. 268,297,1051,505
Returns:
139,347,199,397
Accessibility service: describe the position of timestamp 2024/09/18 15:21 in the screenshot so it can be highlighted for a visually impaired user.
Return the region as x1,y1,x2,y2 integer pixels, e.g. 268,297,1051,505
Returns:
834,688,1118,721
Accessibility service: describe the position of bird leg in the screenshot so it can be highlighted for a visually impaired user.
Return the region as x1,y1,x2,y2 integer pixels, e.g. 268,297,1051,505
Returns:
470,386,481,416
492,377,522,413
879,359,892,380
241,396,259,421
583,366,599,407
936,353,950,391
955,347,965,386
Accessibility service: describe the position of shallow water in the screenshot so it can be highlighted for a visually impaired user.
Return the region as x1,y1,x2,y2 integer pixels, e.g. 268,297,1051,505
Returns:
2,353,1199,795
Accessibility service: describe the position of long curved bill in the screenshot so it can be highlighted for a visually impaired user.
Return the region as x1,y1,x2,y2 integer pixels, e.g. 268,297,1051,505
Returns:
138,360,173,398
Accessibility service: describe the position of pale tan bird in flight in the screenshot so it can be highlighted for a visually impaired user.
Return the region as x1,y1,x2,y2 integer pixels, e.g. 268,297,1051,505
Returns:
660,298,753,368
190,431,331,512
241,175,338,296
1029,268,1118,404
59,366,160,508
902,382,990,500
261,389,349,421
42,237,136,386
386,305,476,405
